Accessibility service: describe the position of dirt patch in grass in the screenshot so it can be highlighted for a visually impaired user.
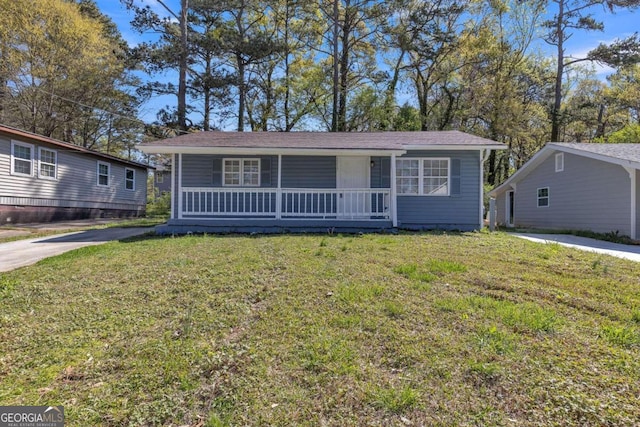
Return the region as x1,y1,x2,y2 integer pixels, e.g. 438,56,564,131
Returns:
0,232,639,426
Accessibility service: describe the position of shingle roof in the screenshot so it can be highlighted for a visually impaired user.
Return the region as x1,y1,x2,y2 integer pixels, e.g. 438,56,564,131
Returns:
141,130,503,150
490,142,640,197
0,124,151,169
551,143,640,164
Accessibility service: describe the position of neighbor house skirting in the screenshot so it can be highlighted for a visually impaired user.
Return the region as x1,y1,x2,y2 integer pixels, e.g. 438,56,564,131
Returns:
0,205,145,224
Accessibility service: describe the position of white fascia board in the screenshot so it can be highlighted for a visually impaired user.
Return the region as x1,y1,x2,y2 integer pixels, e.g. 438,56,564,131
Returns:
402,144,507,151
139,145,406,157
549,144,640,170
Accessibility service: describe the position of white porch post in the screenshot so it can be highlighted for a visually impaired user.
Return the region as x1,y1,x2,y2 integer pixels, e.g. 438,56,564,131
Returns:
170,153,176,220
624,167,637,240
480,149,490,229
276,154,282,220
177,153,183,220
390,153,398,227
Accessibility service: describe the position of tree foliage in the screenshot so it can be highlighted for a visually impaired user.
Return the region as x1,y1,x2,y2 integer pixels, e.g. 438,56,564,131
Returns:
0,0,141,157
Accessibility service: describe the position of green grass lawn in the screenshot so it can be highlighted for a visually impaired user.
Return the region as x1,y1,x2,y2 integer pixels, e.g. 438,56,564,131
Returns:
1,232,639,426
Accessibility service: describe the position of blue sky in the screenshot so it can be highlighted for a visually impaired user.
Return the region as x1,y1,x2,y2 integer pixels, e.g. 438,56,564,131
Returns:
95,0,640,126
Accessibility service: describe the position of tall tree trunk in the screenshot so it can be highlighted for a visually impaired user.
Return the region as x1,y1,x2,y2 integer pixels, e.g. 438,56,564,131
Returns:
551,0,564,142
331,0,340,132
237,53,245,132
177,0,188,132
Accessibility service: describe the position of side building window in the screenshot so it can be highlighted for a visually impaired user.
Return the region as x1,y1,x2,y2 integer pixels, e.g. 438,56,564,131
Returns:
125,168,135,190
223,158,260,186
396,158,450,196
97,161,111,186
38,147,58,180
537,187,549,207
11,141,34,176
555,153,564,172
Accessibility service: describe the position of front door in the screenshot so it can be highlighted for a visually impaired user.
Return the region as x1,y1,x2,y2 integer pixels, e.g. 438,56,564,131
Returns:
337,156,370,218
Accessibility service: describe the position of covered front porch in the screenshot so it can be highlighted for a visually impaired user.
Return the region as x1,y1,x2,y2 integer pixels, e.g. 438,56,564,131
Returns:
164,149,403,232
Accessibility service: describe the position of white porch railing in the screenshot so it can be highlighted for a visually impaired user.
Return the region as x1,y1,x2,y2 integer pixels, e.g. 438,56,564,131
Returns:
180,187,390,220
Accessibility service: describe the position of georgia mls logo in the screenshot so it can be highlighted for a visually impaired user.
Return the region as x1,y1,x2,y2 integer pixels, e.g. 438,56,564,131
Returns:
0,406,64,427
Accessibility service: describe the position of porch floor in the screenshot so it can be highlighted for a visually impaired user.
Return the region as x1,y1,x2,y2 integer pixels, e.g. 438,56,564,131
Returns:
156,219,395,235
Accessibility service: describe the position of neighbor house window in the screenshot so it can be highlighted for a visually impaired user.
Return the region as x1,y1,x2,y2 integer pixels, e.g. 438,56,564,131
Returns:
38,147,57,179
97,161,110,186
537,187,549,207
125,168,135,190
11,141,34,176
396,158,449,196
555,153,564,172
223,158,260,186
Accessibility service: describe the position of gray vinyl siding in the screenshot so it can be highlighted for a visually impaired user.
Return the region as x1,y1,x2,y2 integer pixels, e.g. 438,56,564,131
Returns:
396,150,480,229
370,156,391,188
281,156,336,188
494,191,508,225
0,135,146,210
514,152,632,236
181,154,278,188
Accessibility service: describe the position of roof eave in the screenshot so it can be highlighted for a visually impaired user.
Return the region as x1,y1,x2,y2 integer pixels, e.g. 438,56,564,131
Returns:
549,143,640,170
139,145,407,157
403,144,506,151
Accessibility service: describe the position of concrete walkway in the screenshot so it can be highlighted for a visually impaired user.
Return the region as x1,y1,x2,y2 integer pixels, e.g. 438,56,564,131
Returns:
513,233,640,262
0,227,151,272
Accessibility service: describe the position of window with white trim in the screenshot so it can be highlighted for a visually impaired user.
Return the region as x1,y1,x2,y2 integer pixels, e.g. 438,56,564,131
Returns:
223,158,260,186
396,158,450,196
11,141,34,176
38,147,57,179
125,168,135,190
555,153,564,172
537,187,549,207
97,161,110,186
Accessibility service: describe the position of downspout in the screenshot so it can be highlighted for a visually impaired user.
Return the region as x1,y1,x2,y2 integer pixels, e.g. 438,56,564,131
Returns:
624,166,636,240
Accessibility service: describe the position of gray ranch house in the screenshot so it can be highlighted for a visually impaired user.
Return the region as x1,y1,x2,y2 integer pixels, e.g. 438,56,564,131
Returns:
1,124,150,224
489,143,640,240
140,131,505,233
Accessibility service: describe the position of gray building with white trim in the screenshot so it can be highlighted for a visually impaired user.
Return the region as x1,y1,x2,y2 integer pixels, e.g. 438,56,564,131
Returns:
489,143,640,240
140,131,505,234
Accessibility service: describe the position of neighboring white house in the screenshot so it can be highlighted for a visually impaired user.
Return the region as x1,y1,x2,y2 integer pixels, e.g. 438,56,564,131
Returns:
489,143,640,240
1,124,150,224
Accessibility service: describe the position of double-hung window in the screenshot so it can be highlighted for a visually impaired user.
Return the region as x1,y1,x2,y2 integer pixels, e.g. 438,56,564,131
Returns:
537,187,549,207
38,147,57,180
396,158,450,196
223,158,260,186
11,141,34,176
125,168,135,190
97,161,111,186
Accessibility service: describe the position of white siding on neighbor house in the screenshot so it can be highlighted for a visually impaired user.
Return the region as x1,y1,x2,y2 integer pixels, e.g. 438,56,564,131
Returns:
0,134,146,209
514,151,632,236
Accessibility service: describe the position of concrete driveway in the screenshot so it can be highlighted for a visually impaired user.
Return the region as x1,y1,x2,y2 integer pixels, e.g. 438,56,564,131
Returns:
513,233,640,262
0,227,151,272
